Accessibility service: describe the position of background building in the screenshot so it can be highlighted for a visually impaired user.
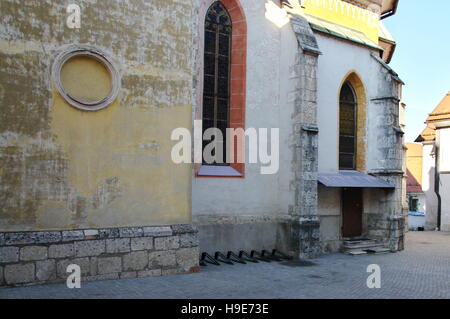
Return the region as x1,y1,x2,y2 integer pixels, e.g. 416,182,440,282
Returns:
415,92,450,231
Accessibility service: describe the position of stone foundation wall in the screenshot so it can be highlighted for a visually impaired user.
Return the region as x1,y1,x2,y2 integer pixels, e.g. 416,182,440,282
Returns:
0,224,199,287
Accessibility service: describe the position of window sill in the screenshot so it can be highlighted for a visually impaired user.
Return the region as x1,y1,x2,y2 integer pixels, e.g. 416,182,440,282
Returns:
196,165,243,178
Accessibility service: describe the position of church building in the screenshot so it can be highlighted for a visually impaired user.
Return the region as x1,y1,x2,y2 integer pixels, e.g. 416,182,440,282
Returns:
0,0,405,287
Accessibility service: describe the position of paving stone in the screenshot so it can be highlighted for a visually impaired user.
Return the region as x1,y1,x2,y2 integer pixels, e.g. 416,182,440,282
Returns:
154,236,179,250
149,250,176,267
122,251,148,271
36,260,56,281
0,246,19,263
98,257,122,275
106,238,130,253
130,237,153,251
4,263,35,285
20,246,48,261
74,240,105,257
143,226,172,237
0,265,3,285
84,273,119,282
1,232,449,299
49,243,75,259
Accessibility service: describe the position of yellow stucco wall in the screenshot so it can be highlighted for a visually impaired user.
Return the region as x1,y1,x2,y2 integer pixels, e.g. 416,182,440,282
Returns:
0,0,194,231
406,142,423,185
303,0,380,43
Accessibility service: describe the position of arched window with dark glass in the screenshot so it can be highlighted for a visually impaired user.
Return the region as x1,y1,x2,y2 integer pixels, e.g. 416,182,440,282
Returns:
202,1,232,165
339,82,357,170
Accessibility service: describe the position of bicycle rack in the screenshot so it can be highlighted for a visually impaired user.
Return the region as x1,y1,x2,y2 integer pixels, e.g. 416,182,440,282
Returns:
201,252,220,266
238,250,259,263
215,252,234,265
272,249,293,260
251,250,272,262
261,250,283,261
199,249,294,266
227,251,247,264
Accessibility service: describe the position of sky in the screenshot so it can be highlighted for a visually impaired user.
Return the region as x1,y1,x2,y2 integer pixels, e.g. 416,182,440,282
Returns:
383,0,450,143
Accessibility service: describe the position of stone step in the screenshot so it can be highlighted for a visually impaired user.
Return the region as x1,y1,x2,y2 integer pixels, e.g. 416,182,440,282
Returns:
347,250,368,256
343,243,384,250
344,245,391,256
365,247,392,254
343,239,378,246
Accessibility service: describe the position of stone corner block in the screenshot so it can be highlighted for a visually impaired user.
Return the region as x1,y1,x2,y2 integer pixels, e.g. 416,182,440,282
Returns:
143,226,172,237
171,224,198,235
179,233,199,248
176,247,199,271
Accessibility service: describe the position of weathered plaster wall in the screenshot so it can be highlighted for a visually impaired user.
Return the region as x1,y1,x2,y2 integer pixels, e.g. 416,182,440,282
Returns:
317,186,341,252
0,0,195,231
315,32,404,251
437,127,450,231
315,34,375,173
422,143,438,230
192,0,299,253
440,174,450,231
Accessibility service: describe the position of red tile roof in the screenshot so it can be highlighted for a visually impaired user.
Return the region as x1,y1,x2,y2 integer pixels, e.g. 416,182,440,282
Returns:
406,169,423,193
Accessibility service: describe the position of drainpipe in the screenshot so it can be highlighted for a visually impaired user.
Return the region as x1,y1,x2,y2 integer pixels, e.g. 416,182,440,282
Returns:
434,145,442,231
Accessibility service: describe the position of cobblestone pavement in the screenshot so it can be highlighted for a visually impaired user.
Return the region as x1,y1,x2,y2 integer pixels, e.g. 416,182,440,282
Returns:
1,232,449,299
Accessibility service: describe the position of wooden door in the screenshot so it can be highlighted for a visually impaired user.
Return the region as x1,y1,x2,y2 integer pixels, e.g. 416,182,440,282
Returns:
342,188,363,238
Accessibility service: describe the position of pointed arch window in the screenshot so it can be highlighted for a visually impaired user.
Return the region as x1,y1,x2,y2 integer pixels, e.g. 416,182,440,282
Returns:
202,2,232,165
339,82,357,170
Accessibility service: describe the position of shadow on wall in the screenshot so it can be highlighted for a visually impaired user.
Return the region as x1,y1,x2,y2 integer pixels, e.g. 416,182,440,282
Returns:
425,166,440,230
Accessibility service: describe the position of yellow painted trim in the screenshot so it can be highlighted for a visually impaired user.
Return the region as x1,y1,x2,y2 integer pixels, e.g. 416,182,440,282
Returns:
303,0,380,43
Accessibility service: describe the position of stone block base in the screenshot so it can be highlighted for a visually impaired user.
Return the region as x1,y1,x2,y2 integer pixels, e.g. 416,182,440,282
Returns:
0,225,199,287
278,217,321,259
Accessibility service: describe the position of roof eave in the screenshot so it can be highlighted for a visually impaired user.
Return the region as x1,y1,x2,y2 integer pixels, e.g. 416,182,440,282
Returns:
380,0,399,20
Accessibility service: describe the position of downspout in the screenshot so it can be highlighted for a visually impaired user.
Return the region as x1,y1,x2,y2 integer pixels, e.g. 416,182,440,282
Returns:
434,145,442,231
